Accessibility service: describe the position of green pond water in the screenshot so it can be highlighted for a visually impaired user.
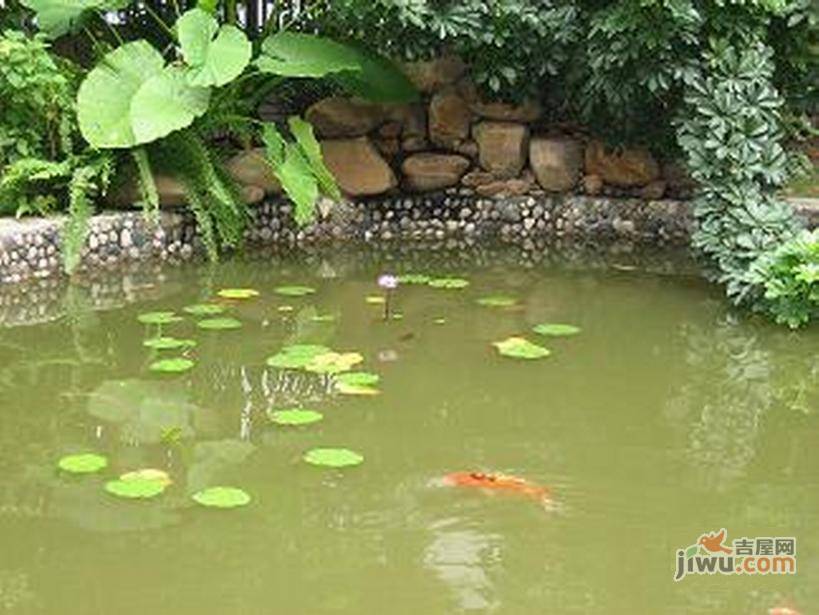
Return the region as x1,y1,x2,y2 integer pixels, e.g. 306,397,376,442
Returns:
0,249,817,614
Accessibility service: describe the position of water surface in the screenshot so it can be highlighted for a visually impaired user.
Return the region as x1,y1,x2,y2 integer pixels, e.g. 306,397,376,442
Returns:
0,248,817,614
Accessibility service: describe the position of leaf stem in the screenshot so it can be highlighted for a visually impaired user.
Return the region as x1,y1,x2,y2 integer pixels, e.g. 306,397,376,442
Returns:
143,3,177,42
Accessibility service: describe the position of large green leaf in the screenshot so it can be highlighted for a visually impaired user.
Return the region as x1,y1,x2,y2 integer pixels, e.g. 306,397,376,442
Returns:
131,66,211,145
20,0,128,38
77,41,164,148
177,8,251,87
256,32,362,78
77,42,210,149
331,44,418,103
288,116,342,201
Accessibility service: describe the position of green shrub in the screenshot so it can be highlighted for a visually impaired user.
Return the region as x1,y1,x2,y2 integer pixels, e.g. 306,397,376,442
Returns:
314,0,580,102
750,229,819,328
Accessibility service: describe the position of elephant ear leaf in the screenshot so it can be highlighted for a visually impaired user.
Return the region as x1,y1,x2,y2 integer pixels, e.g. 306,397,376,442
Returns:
288,116,341,201
78,42,210,149
331,43,419,104
261,123,320,227
177,8,251,87
20,0,129,38
256,32,362,78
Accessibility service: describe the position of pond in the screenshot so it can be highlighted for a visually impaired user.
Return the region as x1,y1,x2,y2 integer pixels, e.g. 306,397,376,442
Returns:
0,246,816,614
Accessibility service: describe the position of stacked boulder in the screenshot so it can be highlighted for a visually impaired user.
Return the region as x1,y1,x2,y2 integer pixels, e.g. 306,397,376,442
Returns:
291,54,695,202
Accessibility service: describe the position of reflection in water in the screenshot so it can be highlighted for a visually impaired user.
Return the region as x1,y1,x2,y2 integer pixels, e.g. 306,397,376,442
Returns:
424,519,501,612
667,315,817,491
0,569,36,612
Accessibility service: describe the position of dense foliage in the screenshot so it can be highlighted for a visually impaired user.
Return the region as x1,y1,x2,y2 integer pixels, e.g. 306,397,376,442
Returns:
0,0,414,271
750,228,819,328
314,0,580,102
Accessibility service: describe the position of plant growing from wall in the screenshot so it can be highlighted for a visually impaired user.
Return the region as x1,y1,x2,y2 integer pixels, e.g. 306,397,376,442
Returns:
676,39,812,324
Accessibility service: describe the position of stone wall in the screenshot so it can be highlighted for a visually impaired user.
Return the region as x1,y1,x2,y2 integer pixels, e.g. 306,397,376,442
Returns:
296,55,696,203
1,193,817,288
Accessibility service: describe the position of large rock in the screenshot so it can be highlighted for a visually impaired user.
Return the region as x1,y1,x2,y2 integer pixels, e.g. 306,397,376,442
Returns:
473,122,530,178
402,55,466,93
584,140,660,187
305,97,385,138
402,153,471,192
320,138,397,197
470,99,542,123
529,137,583,192
114,175,264,208
224,148,281,194
429,89,472,149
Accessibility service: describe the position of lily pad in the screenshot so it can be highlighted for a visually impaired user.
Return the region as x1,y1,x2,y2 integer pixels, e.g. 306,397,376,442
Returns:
217,288,259,300
149,358,195,373
428,278,470,290
197,317,243,331
365,295,386,305
336,372,380,387
119,468,172,487
192,486,251,509
266,344,331,369
58,453,108,475
137,311,183,325
310,314,336,322
398,273,431,285
143,337,197,350
268,408,324,426
477,295,517,308
434,318,447,325
183,304,226,316
493,337,551,360
104,475,167,499
305,352,363,374
533,323,581,337
303,447,364,468
336,383,380,396
274,285,316,297
278,305,295,313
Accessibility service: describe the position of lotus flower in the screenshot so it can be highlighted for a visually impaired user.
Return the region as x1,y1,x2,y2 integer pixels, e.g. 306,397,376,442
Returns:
378,274,398,290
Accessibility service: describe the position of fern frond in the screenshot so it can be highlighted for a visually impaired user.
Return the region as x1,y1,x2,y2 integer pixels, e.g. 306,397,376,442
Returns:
131,147,159,223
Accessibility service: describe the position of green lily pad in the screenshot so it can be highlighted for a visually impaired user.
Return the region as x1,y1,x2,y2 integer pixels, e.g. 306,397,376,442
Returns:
137,311,183,325
477,295,517,308
183,304,226,316
397,273,431,285
57,453,108,474
268,409,324,426
336,372,380,387
336,383,380,396
434,318,447,325
532,323,581,337
149,358,196,373
192,486,251,509
266,344,331,369
310,314,336,322
104,477,167,500
428,277,470,290
303,447,364,468
217,288,259,300
365,295,386,304
304,352,363,374
274,285,316,297
143,337,197,350
197,317,242,330
493,337,551,360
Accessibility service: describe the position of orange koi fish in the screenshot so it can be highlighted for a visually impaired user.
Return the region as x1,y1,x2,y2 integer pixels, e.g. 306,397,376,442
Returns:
441,472,552,504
